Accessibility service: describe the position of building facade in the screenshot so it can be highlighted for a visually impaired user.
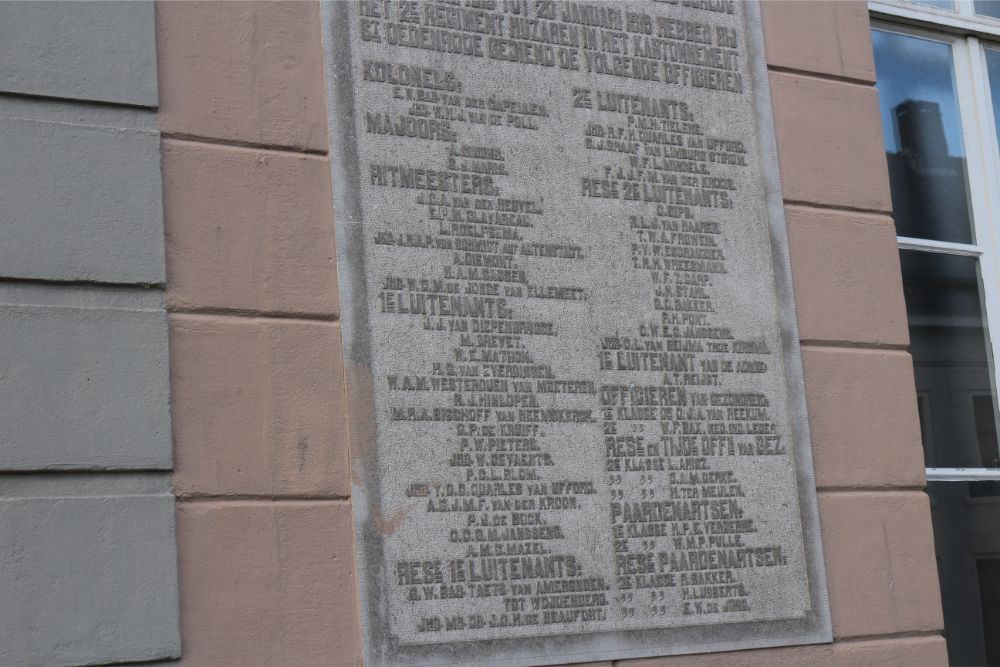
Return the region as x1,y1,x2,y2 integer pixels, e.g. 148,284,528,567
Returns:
4,0,996,665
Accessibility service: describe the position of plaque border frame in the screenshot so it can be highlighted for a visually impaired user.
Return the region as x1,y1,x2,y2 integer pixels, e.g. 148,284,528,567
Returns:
321,2,832,664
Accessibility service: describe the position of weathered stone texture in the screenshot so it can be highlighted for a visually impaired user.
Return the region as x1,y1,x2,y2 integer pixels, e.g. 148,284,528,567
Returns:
162,141,338,316
786,206,907,346
170,314,349,498
819,492,944,638
156,0,328,150
617,634,946,666
175,501,361,666
770,73,891,212
802,348,925,489
760,1,876,82
0,489,180,665
0,296,171,470
0,102,165,284
0,0,157,106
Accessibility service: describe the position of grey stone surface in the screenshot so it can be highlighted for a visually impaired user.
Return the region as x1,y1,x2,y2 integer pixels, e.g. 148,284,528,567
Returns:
0,3,177,663
0,280,164,311
0,478,180,666
323,1,829,665
0,471,171,499
0,286,171,470
0,94,160,131
0,98,165,285
0,0,157,107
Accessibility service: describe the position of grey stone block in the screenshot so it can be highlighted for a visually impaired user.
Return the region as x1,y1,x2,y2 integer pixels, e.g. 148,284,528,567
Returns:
0,99,164,284
0,477,180,666
0,1,157,107
0,286,172,470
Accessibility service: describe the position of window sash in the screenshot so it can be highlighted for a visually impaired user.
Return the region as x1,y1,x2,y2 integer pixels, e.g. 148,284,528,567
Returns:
872,1,1000,39
873,18,1000,476
927,467,1000,479
897,236,983,255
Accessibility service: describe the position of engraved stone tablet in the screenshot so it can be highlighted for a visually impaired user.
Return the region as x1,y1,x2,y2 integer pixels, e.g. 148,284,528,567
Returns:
321,1,830,664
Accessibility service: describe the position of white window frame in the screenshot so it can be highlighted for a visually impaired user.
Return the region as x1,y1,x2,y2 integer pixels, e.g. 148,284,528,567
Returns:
870,0,1000,482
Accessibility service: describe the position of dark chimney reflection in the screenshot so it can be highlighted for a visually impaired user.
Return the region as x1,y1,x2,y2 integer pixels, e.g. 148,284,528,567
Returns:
886,99,972,243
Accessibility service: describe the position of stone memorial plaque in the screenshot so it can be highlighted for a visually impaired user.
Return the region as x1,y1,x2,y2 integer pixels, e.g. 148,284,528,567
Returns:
321,1,830,664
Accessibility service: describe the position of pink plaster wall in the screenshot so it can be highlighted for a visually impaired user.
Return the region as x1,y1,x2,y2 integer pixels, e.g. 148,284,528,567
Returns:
157,1,945,664
157,2,359,664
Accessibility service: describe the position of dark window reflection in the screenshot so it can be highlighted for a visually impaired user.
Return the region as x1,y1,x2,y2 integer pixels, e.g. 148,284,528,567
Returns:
900,251,999,468
977,559,1000,665
969,395,1000,496
975,396,1000,469
930,481,1000,665
874,30,974,243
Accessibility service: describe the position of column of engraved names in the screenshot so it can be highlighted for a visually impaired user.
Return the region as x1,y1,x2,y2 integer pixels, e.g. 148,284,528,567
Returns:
360,5,612,639
577,54,794,626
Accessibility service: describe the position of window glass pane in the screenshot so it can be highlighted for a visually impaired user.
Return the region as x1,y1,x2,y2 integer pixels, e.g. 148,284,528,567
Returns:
929,481,1000,665
977,558,1000,663
977,0,1000,19
986,48,1000,143
900,250,999,467
874,30,974,243
911,0,955,9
